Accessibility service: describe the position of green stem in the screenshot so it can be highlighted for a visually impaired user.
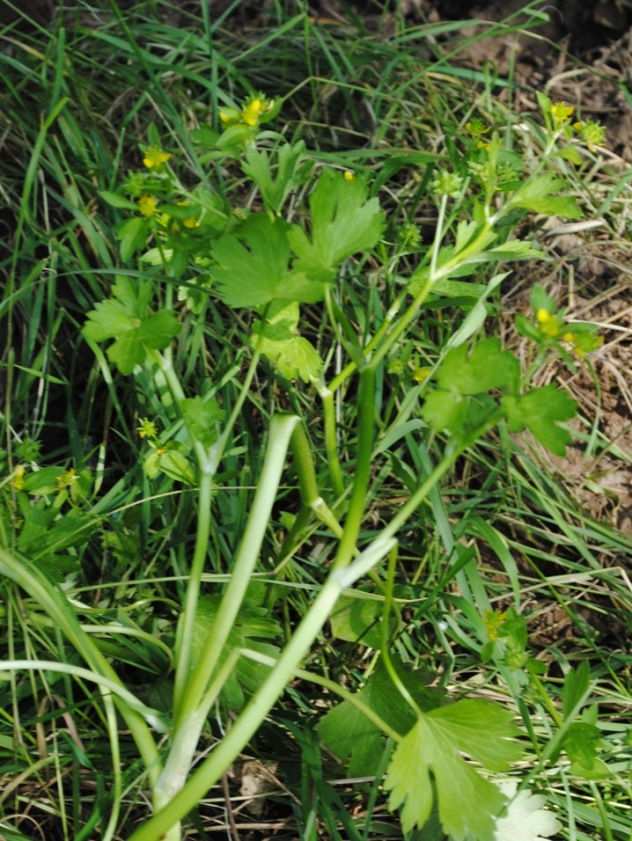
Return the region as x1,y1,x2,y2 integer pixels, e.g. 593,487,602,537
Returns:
129,539,396,841
172,466,214,716
173,414,300,731
241,649,401,742
379,544,424,718
313,379,345,498
332,366,375,572
290,421,344,536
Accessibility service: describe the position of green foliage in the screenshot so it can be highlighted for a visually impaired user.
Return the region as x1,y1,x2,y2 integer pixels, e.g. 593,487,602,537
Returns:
385,700,522,838
250,301,322,381
288,169,385,281
212,215,325,307
2,10,625,841
191,595,281,711
318,657,445,776
502,385,577,456
181,397,224,449
508,173,583,219
242,141,312,216
422,338,578,454
82,278,180,374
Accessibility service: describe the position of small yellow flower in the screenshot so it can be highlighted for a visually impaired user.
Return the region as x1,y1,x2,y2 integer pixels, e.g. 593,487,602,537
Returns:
343,170,355,182
183,216,200,228
412,367,431,383
484,609,507,643
536,308,552,324
550,101,574,125
143,146,172,169
241,97,266,127
56,468,77,490
11,464,26,490
536,308,564,338
138,195,158,217
137,418,158,440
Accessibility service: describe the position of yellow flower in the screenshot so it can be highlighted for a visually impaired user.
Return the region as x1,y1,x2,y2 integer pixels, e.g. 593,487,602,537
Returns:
550,101,574,125
56,468,77,490
536,308,552,324
343,170,355,182
536,308,563,338
11,464,26,490
137,418,158,440
484,609,507,643
143,146,172,169
412,367,431,383
183,216,200,228
138,195,158,217
241,97,266,127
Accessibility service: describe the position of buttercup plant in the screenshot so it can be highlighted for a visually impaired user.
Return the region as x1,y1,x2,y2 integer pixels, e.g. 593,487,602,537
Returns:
0,88,604,841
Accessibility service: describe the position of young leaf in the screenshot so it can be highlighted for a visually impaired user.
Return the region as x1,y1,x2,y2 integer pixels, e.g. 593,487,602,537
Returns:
502,385,577,456
83,278,180,375
116,216,151,261
288,169,385,280
562,660,590,720
241,141,311,215
384,700,522,839
181,397,224,448
509,173,582,219
250,300,322,382
563,721,602,772
211,215,325,307
329,593,395,650
437,339,520,396
100,190,139,211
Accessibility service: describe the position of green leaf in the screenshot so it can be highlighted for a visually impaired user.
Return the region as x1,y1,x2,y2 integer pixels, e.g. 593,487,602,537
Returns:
251,300,322,382
562,661,590,720
421,390,468,434
384,700,522,839
242,141,311,215
564,722,601,771
116,216,151,261
100,190,139,210
502,385,577,456
192,595,281,711
437,339,520,396
318,657,444,777
181,397,224,448
83,278,180,375
509,174,582,219
212,215,325,307
288,169,385,280
329,593,396,650
158,450,196,485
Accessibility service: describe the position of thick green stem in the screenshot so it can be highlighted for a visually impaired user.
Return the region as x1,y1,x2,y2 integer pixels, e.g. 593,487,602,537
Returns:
173,414,300,732
332,366,375,571
128,537,396,841
290,421,344,535
172,466,214,716
313,380,345,498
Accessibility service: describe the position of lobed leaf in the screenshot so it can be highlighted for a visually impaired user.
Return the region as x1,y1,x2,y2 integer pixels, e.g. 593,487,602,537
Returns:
212,215,325,307
385,700,521,839
288,169,385,280
502,385,577,456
